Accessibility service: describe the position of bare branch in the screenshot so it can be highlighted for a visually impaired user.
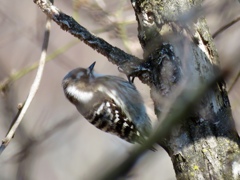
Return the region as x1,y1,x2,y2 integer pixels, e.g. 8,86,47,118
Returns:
9,114,79,163
228,71,240,93
0,24,120,92
0,40,78,93
213,16,240,39
33,0,147,78
0,16,51,155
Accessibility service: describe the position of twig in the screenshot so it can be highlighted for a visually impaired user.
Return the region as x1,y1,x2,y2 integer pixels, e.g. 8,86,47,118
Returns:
0,16,51,155
0,40,78,93
0,21,135,93
212,17,240,92
8,114,79,163
213,16,240,39
116,3,133,54
228,71,240,93
33,0,144,77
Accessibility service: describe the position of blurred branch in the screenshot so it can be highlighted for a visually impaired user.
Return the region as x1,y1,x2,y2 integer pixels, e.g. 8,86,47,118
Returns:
115,2,133,54
0,40,78,93
212,16,240,92
9,114,79,163
213,16,240,39
99,57,237,180
0,16,51,155
3,114,79,180
0,21,135,93
33,0,146,77
228,71,240,93
118,22,132,53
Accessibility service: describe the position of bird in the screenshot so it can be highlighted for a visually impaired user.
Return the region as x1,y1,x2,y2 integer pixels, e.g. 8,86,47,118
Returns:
62,61,152,144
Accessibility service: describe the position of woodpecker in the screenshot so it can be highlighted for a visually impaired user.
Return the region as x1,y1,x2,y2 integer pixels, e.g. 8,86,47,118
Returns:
62,62,152,144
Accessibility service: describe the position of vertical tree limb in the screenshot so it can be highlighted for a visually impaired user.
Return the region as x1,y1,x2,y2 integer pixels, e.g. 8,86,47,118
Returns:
131,0,240,179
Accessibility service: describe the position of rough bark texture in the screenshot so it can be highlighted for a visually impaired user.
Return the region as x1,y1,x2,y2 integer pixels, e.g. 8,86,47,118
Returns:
131,0,240,179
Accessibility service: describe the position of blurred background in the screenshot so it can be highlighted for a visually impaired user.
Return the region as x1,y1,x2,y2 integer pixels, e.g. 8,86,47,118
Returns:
0,0,240,179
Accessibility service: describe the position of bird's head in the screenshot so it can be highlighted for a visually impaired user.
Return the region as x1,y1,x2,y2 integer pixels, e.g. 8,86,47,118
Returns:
62,61,96,89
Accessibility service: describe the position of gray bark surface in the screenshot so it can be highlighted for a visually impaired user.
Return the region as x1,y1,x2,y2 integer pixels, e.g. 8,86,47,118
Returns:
131,0,240,179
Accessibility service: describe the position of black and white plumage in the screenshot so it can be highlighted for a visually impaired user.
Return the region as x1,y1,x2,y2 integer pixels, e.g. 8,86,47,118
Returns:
62,62,152,144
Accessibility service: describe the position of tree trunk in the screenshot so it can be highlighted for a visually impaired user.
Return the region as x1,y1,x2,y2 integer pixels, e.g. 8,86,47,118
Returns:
131,0,240,179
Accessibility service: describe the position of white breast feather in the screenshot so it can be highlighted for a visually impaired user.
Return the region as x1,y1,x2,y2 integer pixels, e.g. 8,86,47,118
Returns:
66,86,93,103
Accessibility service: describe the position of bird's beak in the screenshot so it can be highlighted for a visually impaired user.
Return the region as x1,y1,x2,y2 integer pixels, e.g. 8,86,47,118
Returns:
88,61,96,74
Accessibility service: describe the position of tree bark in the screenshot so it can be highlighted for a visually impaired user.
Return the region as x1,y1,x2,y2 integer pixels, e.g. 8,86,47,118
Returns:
131,0,240,179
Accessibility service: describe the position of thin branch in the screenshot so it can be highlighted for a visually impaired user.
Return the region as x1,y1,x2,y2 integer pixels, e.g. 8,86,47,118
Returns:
228,71,240,93
33,0,146,77
0,19,138,93
213,16,240,39
0,39,78,93
8,114,79,163
0,23,122,92
0,16,51,155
